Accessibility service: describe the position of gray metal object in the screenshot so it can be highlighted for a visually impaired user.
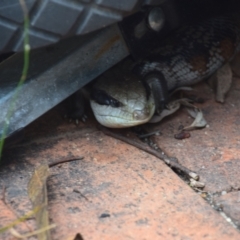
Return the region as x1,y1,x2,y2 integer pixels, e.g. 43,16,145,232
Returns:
148,7,165,32
0,24,129,137
0,0,138,52
0,0,168,53
119,0,180,59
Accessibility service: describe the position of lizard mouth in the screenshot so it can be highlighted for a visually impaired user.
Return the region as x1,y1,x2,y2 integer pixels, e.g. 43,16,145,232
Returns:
90,101,155,128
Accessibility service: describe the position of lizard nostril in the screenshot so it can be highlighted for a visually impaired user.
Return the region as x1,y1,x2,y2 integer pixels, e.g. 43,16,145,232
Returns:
133,109,150,120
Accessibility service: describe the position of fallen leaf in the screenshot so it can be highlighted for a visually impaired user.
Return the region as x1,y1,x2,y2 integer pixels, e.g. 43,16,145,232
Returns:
28,164,52,240
208,63,232,103
0,206,40,234
149,99,181,123
170,86,193,96
73,233,84,240
174,131,191,140
9,224,56,239
183,108,207,130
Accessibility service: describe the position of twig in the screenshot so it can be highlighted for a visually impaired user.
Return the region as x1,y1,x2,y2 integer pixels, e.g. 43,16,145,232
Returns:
48,157,84,168
73,189,89,202
100,126,199,180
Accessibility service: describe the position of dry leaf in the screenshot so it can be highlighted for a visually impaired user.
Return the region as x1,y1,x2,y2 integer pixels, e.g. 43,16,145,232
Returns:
149,100,181,123
28,164,51,240
170,86,193,96
183,108,207,130
0,207,41,234
73,233,84,240
208,63,232,103
10,224,56,239
65,233,85,240
174,131,191,140
149,97,196,123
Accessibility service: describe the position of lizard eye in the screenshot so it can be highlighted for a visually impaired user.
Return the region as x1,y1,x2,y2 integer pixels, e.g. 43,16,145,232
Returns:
90,88,123,108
